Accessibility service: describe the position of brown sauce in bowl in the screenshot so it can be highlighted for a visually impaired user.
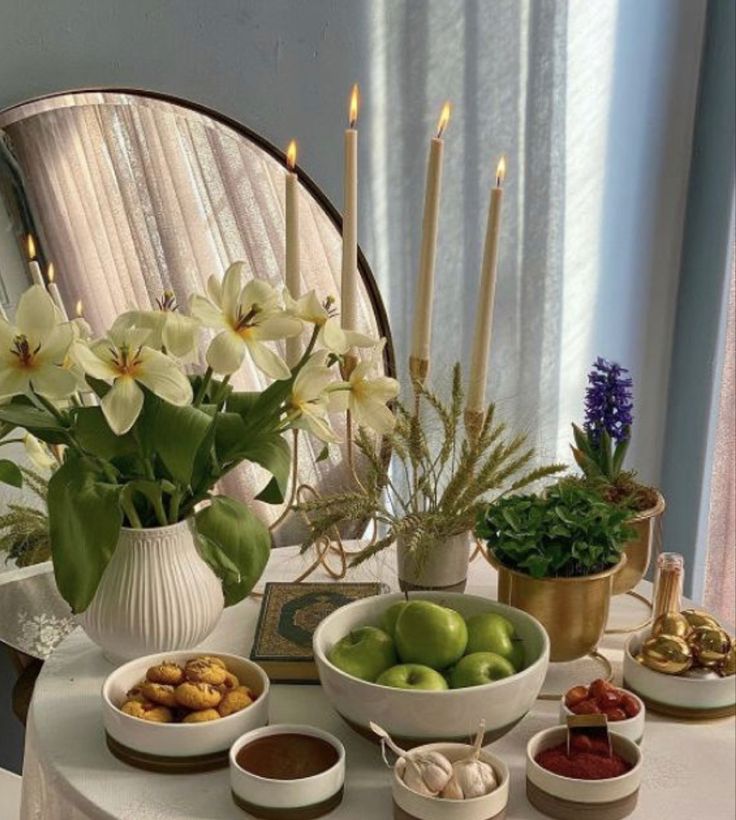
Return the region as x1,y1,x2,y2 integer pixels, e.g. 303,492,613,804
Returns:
236,733,339,780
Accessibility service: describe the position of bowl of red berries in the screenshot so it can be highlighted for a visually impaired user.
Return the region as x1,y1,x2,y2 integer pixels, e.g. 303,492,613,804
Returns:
559,679,645,744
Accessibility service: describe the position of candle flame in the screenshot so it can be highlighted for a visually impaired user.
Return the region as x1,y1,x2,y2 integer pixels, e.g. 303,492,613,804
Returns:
495,156,507,187
47,263,55,283
286,140,297,170
348,83,359,128
436,102,451,138
75,299,84,317
26,234,36,260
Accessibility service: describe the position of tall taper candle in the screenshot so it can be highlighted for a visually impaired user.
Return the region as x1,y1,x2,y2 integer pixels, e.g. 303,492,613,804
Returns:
466,157,506,423
285,140,301,366
410,102,451,383
46,263,69,320
341,84,359,338
26,234,44,287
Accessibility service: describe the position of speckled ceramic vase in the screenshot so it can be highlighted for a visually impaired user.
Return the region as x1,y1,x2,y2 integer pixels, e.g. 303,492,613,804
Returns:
79,519,224,663
397,531,471,592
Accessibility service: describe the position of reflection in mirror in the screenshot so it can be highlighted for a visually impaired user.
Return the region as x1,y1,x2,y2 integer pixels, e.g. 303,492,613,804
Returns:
0,91,394,545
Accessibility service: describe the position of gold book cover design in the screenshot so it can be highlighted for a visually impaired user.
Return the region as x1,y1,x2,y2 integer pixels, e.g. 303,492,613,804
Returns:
250,582,386,683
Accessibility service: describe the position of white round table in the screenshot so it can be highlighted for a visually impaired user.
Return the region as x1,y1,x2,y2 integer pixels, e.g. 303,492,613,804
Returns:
20,545,736,820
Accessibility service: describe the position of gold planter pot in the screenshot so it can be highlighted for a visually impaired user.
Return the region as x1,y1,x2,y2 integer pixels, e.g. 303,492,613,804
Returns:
612,491,666,595
488,552,626,662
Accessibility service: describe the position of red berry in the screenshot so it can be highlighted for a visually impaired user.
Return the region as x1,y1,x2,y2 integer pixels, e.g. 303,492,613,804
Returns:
603,707,627,722
570,734,593,752
620,693,641,717
597,689,622,709
571,698,601,715
565,685,590,709
589,678,614,700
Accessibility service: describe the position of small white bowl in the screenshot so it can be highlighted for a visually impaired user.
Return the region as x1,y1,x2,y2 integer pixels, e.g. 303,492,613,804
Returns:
313,592,550,744
624,630,736,718
526,726,643,819
229,724,345,818
392,742,509,820
102,650,269,771
558,690,645,744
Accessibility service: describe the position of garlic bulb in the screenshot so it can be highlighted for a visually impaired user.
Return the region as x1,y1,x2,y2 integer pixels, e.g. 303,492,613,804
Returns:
440,720,497,800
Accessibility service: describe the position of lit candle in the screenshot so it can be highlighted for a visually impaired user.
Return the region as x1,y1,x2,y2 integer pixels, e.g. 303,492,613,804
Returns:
466,157,506,422
46,263,69,320
410,102,450,383
26,234,44,287
340,83,359,337
285,139,301,367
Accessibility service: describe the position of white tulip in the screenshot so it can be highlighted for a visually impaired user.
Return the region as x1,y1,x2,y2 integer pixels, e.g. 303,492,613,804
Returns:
191,263,302,379
112,291,200,361
23,433,57,470
288,352,339,443
0,285,77,401
73,327,193,435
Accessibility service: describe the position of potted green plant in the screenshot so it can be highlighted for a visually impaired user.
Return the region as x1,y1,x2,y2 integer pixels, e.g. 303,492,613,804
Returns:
570,357,665,594
0,267,396,661
477,481,635,661
299,364,564,591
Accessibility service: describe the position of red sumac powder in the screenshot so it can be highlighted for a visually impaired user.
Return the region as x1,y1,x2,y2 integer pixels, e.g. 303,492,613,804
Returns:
535,737,632,780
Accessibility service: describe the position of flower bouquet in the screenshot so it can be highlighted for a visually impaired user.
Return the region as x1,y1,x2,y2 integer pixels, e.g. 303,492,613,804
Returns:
0,264,397,658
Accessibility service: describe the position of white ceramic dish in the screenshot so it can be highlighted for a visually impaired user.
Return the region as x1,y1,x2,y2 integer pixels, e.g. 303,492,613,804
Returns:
392,742,509,820
624,629,736,717
526,726,643,819
102,650,269,769
558,690,645,744
312,592,550,744
229,724,345,819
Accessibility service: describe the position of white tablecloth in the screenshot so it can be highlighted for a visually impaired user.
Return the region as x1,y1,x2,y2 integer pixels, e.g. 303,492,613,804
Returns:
19,545,736,820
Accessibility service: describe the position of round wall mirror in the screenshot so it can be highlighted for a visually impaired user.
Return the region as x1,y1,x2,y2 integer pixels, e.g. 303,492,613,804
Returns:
0,89,394,546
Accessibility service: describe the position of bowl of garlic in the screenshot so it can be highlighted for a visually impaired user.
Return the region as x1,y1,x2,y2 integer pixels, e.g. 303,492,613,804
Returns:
374,722,509,820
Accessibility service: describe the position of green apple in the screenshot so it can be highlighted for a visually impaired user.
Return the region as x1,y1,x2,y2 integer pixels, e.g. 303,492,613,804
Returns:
380,601,410,639
394,601,468,670
449,651,516,688
376,663,449,691
466,612,525,671
328,626,397,682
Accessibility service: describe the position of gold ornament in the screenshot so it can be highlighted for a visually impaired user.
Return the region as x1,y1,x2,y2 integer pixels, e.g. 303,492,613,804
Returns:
641,635,693,675
688,626,731,668
681,609,720,631
651,612,693,640
718,646,735,677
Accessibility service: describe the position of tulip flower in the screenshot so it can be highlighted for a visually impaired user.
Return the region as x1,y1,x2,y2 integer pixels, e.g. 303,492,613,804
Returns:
288,352,339,442
0,286,76,401
74,328,193,435
112,291,200,361
191,263,301,379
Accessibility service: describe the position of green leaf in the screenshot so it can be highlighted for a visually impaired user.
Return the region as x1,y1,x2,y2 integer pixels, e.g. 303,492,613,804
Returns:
218,428,292,505
0,460,23,488
48,456,122,612
74,407,136,460
600,429,614,479
612,436,630,478
0,404,65,432
225,391,261,419
195,496,270,606
149,402,214,484
196,532,243,589
316,444,330,463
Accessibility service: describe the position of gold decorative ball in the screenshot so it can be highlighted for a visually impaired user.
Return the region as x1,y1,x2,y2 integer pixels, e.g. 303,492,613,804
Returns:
652,612,693,640
641,635,693,675
681,609,720,631
688,627,731,668
718,646,736,677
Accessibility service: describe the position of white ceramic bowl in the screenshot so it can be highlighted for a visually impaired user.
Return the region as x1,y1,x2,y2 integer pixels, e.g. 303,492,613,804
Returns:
559,690,645,744
313,592,550,744
229,724,345,818
102,650,269,767
624,629,736,717
392,742,509,820
526,726,643,816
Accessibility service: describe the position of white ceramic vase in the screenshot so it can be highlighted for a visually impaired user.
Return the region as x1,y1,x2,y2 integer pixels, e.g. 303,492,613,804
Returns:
79,519,224,663
397,530,471,592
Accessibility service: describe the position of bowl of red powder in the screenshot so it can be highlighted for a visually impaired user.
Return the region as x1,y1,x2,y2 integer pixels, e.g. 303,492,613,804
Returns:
526,726,643,819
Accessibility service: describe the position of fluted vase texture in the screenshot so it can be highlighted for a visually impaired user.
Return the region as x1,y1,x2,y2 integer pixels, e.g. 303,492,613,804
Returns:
79,519,224,663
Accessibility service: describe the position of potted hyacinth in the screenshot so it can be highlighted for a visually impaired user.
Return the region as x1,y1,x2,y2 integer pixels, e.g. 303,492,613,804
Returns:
569,358,665,594
0,263,397,661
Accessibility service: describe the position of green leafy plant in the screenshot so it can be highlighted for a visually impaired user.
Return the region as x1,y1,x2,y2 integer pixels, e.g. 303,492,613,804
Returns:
477,480,636,579
299,363,565,566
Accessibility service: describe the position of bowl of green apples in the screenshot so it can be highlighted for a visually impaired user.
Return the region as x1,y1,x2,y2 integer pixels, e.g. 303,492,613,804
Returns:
313,592,550,745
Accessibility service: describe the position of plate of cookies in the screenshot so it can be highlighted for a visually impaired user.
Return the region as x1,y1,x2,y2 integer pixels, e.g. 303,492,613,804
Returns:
102,651,270,772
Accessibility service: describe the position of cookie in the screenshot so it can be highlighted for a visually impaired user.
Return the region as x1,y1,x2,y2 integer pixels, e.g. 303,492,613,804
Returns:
182,708,221,724
146,662,185,686
174,681,222,710
219,671,240,692
184,659,227,686
195,655,226,670
140,682,178,708
121,700,173,723
217,687,252,717
125,684,148,703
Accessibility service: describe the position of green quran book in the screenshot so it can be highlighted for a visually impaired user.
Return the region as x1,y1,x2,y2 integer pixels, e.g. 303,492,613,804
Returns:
250,582,386,683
